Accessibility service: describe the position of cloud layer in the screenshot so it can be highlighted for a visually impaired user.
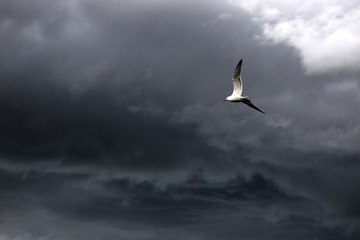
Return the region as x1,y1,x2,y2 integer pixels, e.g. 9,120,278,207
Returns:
1,0,360,239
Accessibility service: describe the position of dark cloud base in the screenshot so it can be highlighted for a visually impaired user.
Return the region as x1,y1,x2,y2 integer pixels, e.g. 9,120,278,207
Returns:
1,168,359,240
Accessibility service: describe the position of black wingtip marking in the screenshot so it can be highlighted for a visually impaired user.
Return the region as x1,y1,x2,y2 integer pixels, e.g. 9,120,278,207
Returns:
236,59,243,68
242,99,266,114
233,59,243,79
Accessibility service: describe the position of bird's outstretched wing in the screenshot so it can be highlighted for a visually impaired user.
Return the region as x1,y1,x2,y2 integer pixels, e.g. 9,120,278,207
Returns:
232,59,243,96
242,99,266,114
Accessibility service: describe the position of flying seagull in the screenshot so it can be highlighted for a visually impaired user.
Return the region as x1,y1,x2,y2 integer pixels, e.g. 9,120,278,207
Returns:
224,59,265,114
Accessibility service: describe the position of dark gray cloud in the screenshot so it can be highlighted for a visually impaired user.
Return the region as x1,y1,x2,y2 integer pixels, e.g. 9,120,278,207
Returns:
1,0,360,239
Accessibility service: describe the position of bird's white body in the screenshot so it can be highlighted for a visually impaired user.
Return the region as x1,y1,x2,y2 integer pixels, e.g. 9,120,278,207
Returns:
225,95,249,102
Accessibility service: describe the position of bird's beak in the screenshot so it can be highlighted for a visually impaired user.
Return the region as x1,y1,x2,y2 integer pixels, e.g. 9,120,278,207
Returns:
224,99,227,102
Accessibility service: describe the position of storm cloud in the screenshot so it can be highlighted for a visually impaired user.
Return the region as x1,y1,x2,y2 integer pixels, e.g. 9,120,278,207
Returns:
1,0,360,239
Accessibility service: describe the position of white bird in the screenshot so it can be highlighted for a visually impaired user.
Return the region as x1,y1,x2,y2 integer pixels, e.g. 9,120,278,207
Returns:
224,59,265,114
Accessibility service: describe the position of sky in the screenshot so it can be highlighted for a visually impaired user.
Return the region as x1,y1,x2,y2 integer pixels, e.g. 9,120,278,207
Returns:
1,0,360,239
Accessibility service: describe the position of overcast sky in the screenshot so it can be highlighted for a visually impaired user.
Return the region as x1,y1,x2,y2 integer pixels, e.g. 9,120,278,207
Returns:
1,0,360,239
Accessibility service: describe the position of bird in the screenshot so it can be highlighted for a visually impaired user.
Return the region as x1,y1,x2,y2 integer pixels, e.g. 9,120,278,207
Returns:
224,59,265,114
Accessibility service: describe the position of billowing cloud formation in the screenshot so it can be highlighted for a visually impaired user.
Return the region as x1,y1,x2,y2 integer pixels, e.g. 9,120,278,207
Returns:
230,0,360,74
